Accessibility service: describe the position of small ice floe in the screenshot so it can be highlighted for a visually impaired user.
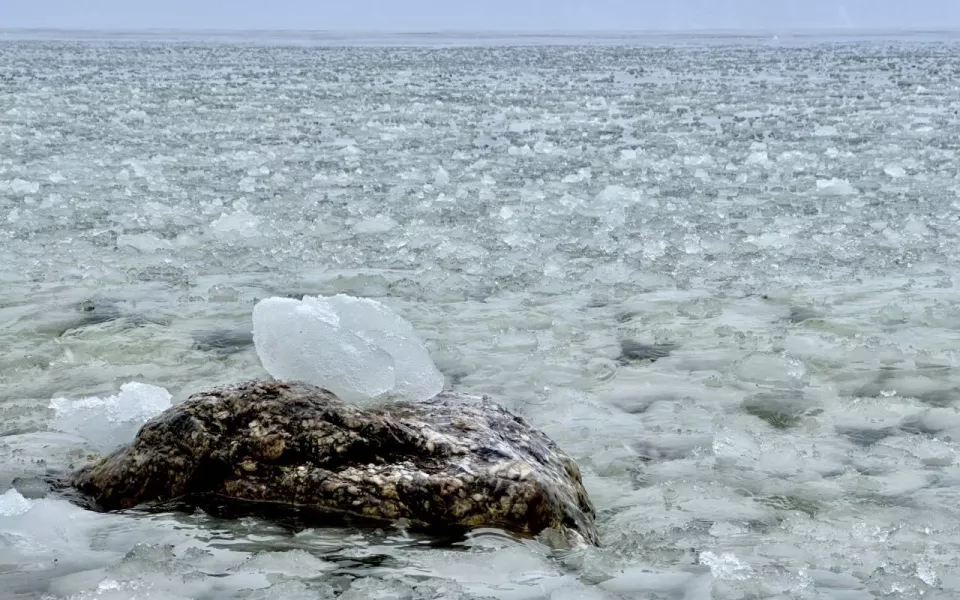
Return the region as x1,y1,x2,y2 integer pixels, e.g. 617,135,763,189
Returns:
49,382,173,453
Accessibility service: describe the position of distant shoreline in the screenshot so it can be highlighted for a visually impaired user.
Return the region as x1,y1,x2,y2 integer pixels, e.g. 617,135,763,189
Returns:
3,27,959,47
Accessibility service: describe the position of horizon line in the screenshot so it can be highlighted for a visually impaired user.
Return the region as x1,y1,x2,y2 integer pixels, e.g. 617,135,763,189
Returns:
4,26,960,35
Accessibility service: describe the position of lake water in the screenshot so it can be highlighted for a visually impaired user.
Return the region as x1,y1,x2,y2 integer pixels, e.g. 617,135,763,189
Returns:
2,30,960,599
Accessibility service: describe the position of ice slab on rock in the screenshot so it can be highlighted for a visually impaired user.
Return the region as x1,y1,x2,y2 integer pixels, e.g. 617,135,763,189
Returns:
325,294,445,402
252,294,444,405
252,296,397,403
49,382,173,453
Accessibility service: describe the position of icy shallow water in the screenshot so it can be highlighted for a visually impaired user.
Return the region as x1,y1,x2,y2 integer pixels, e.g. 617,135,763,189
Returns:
3,32,960,598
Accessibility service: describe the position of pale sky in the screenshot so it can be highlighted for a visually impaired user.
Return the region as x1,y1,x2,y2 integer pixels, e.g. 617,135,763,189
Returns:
3,0,959,32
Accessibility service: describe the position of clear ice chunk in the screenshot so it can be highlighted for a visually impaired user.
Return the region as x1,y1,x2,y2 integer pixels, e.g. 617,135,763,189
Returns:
252,294,443,405
252,296,396,404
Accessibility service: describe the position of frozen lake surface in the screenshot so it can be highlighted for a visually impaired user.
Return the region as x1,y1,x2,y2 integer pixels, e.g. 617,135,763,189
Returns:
3,30,960,599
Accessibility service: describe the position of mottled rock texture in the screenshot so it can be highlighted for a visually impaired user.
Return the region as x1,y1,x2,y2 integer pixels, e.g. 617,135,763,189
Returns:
70,380,598,548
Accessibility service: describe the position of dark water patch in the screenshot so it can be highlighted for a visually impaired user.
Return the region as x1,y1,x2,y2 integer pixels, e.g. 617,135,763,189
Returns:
75,299,122,326
617,340,675,365
899,414,946,436
606,393,658,414
740,518,780,535
850,462,895,477
58,314,167,339
788,305,823,323
856,493,923,509
741,391,819,429
631,436,712,462
915,388,960,408
756,494,822,518
586,296,610,308
36,299,122,337
838,427,898,447
10,475,51,499
50,299,170,338
193,329,255,355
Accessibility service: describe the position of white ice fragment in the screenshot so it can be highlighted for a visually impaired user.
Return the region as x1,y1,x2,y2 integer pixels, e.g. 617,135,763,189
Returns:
125,109,148,121
917,559,939,586
595,184,641,204
6,179,40,194
503,231,534,247
353,214,396,234
49,382,173,452
434,166,450,187
253,295,443,405
587,185,640,227
239,176,257,192
746,151,769,165
904,216,931,237
210,209,261,240
814,125,838,137
0,489,33,517
561,168,592,183
700,551,755,581
877,302,908,325
532,140,558,154
815,178,856,196
499,206,515,220
884,165,907,178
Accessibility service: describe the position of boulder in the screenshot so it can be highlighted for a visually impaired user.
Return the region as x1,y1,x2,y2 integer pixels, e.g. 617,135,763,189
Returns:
70,380,598,548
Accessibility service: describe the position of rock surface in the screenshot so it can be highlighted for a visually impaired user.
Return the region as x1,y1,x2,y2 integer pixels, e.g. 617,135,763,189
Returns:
70,380,599,548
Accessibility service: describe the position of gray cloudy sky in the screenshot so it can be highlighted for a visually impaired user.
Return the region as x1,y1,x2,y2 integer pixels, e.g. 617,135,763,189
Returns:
4,0,959,31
